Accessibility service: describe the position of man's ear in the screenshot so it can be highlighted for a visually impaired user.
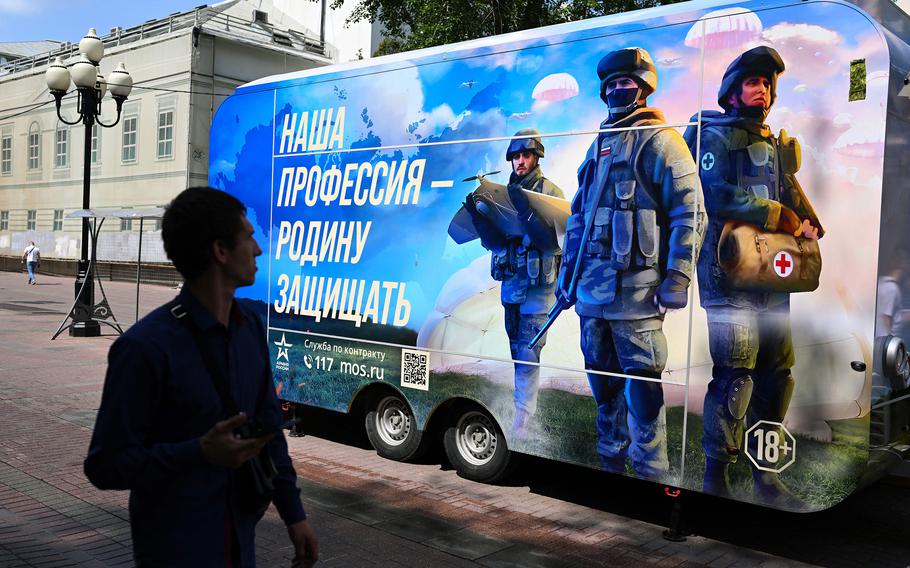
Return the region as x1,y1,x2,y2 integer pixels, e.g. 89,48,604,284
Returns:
210,239,230,266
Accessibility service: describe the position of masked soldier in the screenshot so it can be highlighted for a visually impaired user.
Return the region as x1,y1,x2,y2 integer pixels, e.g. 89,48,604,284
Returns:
686,46,823,503
463,129,564,436
558,47,704,477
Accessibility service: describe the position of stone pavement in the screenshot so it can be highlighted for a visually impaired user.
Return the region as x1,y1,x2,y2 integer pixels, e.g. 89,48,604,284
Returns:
0,270,906,567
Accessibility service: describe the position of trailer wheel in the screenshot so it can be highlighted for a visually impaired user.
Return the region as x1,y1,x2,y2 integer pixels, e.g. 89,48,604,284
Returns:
444,407,512,483
364,394,424,461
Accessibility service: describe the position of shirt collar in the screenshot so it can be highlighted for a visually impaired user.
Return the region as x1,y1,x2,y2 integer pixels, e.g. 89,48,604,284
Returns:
176,287,247,332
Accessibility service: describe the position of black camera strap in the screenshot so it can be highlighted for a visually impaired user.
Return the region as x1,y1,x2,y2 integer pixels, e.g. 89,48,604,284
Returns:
170,302,241,417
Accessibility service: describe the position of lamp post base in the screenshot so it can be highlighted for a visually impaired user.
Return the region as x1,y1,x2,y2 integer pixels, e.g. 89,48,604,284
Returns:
70,261,101,338
70,321,102,337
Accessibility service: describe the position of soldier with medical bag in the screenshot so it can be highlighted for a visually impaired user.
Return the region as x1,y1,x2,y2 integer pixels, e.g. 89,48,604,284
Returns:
683,46,824,503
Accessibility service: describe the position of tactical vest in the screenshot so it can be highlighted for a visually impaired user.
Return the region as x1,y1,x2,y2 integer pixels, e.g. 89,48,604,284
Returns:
683,112,785,205
491,174,561,290
579,123,664,273
708,126,781,203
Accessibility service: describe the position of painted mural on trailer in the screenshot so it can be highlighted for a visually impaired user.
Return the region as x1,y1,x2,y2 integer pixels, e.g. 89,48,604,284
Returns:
210,0,889,511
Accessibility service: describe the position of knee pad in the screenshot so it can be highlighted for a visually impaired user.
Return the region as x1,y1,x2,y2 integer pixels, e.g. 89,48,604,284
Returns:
626,370,664,423
727,374,753,420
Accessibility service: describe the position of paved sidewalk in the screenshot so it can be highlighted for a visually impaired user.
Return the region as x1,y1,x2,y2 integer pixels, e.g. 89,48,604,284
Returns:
0,271,903,567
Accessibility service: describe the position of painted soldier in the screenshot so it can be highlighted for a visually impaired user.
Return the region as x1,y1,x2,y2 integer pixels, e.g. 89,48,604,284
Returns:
687,46,823,503
558,47,704,477
463,129,564,436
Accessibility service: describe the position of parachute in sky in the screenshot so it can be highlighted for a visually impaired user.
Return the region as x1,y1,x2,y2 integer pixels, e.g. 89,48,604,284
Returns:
685,8,763,50
834,122,886,158
531,73,580,103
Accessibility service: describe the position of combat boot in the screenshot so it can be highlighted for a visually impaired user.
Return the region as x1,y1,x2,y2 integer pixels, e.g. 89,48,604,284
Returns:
703,457,733,497
752,469,799,506
511,408,531,439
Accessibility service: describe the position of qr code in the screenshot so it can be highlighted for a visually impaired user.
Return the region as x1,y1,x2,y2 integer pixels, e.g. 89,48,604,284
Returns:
400,348,430,391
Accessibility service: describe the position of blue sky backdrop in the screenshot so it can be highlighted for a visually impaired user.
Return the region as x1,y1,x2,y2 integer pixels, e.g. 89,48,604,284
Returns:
210,0,888,340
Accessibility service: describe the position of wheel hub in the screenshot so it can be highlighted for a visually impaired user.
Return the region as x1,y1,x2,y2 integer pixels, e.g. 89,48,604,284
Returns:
375,397,411,447
456,412,498,466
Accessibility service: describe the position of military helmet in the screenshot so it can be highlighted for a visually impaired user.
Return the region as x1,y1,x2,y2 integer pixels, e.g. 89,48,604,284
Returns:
718,46,785,111
506,128,545,161
597,47,658,103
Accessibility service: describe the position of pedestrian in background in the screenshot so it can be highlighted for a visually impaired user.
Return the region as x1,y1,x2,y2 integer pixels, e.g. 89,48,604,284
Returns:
21,240,40,285
85,187,318,567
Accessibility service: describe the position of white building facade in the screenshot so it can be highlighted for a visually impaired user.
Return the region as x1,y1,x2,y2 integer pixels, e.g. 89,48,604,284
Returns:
0,0,347,264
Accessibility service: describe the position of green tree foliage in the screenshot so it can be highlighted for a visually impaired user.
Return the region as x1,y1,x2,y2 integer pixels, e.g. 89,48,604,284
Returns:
331,0,682,55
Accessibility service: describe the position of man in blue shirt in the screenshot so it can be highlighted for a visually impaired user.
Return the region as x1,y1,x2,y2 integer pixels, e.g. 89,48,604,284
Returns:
85,187,318,567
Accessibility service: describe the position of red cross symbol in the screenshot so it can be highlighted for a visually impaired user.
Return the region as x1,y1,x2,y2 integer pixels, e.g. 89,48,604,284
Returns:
774,251,793,278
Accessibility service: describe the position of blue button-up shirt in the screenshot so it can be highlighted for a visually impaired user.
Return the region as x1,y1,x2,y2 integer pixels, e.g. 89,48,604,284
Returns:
85,287,305,567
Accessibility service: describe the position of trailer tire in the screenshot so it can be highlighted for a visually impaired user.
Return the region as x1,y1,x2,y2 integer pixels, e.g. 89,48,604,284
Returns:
364,394,424,461
444,407,512,483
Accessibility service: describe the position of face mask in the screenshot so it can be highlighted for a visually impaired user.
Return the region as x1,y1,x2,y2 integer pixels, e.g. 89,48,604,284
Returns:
606,87,641,118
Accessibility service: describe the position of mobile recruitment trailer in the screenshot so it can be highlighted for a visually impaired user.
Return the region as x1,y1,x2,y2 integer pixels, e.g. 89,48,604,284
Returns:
210,0,910,513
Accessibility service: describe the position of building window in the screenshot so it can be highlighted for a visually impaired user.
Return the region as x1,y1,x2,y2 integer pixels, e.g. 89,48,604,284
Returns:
28,123,40,170
27,210,36,231
122,115,138,163
157,109,174,159
55,127,68,168
53,209,64,231
91,124,100,164
1,135,11,175
0,211,8,230
120,208,133,231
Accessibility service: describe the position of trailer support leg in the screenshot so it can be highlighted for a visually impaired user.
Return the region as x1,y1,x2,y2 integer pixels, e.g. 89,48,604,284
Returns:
662,487,688,542
289,403,306,438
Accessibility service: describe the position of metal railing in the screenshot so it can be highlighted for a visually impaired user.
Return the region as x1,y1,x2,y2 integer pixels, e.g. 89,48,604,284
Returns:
0,7,326,76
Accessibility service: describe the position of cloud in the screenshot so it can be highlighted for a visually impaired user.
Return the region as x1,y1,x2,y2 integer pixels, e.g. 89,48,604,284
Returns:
0,0,32,14
762,23,841,45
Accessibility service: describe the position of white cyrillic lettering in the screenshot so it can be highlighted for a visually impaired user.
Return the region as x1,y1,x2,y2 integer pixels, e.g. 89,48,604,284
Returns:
322,277,342,320
275,221,292,260
385,160,407,205
369,161,388,206
288,221,305,261
292,111,309,153
274,273,289,313
285,275,301,314
320,165,341,206
292,167,308,207
350,221,371,264
280,113,296,154
305,165,322,207
335,221,355,263
301,222,322,266
318,221,339,265
393,283,411,326
277,167,294,207
380,281,397,324
404,159,426,205
339,163,357,206
329,106,345,150
308,108,330,151
361,280,381,324
354,162,372,206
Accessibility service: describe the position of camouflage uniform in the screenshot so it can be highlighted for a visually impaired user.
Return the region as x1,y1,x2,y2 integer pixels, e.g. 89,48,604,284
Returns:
468,130,564,423
686,46,823,499
561,48,704,477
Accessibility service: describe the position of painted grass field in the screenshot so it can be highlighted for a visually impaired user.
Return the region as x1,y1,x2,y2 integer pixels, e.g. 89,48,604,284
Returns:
274,328,868,512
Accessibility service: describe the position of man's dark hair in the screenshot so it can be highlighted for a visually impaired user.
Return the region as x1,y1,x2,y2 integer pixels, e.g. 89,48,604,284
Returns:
162,187,247,281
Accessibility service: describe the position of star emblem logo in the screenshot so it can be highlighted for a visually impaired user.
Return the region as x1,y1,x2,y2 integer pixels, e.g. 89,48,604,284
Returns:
274,333,293,362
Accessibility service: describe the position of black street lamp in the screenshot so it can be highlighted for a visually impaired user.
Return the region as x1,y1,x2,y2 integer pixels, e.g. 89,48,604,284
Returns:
45,29,132,337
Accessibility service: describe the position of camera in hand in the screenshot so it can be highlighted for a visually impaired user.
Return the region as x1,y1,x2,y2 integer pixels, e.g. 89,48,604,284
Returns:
234,417,299,439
